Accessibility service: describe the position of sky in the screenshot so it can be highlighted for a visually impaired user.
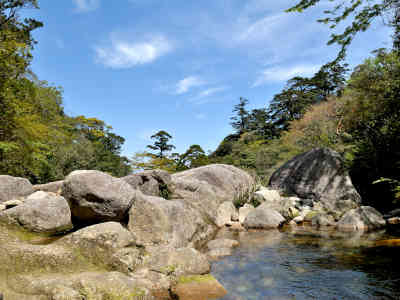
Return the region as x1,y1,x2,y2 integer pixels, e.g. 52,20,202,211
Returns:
26,0,392,157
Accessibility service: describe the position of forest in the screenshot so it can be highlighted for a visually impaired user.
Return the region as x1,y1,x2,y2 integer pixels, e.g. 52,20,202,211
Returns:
1,0,400,212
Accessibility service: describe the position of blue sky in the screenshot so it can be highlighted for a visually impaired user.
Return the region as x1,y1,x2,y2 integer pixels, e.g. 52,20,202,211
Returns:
27,0,391,157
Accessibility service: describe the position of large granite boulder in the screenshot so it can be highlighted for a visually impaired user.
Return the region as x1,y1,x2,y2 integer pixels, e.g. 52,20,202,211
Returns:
216,201,238,227
269,148,361,214
172,164,254,224
128,191,214,248
122,169,173,199
62,170,136,223
33,180,64,194
337,206,386,232
243,206,285,229
0,191,72,235
0,175,33,203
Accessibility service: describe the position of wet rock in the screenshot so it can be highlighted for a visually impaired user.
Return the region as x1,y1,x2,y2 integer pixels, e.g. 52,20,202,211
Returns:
122,169,173,198
216,201,237,227
269,148,361,215
311,214,336,227
243,206,285,229
206,247,233,260
207,238,239,250
62,170,136,223
172,275,227,300
0,175,33,203
388,217,400,225
128,191,213,248
337,206,386,232
33,180,64,194
239,204,254,224
0,191,72,235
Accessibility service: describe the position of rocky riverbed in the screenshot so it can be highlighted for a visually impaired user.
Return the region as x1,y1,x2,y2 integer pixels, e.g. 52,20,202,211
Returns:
0,148,399,299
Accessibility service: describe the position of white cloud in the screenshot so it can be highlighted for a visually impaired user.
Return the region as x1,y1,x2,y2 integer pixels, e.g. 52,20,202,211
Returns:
72,0,100,13
190,86,229,104
176,76,205,94
95,35,173,69
253,65,320,87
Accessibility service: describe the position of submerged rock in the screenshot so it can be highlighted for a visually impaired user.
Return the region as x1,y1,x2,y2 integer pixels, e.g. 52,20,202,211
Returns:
0,175,33,203
62,170,136,223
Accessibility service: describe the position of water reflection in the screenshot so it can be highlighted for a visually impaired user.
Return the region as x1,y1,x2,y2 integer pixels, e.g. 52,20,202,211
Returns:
212,228,400,300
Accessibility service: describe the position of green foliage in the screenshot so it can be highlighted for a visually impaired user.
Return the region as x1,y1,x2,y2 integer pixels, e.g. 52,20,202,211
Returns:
146,130,175,158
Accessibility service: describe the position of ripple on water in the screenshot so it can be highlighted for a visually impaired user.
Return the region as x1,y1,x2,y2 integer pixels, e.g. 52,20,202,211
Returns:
211,229,400,300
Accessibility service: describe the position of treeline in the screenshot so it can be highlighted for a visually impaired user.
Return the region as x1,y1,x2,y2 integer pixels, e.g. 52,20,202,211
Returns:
211,49,400,212
0,1,131,183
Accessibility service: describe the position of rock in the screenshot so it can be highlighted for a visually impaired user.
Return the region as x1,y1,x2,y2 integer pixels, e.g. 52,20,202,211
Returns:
337,206,386,232
0,191,72,235
2,199,23,209
207,238,239,250
206,248,233,260
258,197,298,221
122,169,173,199
144,246,210,276
254,187,281,202
375,239,400,247
269,148,361,215
172,275,227,300
303,210,319,222
0,175,33,203
311,214,336,227
33,180,64,194
388,217,400,225
59,222,141,273
384,208,400,219
62,170,136,223
128,192,213,248
239,204,254,223
0,204,5,211
243,206,285,229
172,164,254,224
293,215,304,223
216,201,237,227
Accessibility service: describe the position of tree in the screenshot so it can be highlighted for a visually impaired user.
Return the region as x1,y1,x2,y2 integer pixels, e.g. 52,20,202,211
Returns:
230,97,250,134
147,130,175,158
287,0,400,58
179,144,208,169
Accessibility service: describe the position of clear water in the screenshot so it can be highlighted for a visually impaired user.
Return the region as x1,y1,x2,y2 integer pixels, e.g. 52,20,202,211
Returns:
211,227,400,300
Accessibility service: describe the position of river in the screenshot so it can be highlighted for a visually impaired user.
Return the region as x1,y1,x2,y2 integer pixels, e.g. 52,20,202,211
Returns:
211,226,400,300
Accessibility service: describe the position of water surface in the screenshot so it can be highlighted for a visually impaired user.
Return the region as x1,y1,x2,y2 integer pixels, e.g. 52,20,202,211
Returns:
211,227,400,300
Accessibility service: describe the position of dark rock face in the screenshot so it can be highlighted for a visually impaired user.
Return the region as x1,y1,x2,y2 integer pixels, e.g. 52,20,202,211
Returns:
0,175,33,203
269,148,361,212
0,191,73,235
62,170,136,223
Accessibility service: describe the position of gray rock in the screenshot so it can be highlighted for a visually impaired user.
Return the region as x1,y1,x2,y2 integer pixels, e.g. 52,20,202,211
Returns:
269,148,361,215
311,214,336,227
206,247,233,260
254,187,281,202
62,170,136,223
0,175,33,203
128,191,213,248
243,207,285,229
207,238,239,250
172,164,254,224
239,204,254,224
216,201,237,227
0,191,72,235
122,169,173,198
337,206,386,231
33,180,64,194
2,199,23,209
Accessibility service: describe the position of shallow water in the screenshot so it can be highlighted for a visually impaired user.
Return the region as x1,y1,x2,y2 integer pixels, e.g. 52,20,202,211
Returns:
211,227,400,300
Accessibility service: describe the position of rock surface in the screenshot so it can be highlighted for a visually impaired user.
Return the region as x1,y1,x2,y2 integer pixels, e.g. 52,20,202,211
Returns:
33,180,64,194
172,275,227,300
207,238,239,250
337,206,386,231
243,206,285,229
0,175,33,203
269,148,361,215
239,204,255,223
62,170,136,223
0,191,72,235
216,201,238,227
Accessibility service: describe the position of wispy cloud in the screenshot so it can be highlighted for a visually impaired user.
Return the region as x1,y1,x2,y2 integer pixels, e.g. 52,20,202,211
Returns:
253,65,320,87
190,86,229,104
94,35,173,69
176,76,205,94
72,0,100,13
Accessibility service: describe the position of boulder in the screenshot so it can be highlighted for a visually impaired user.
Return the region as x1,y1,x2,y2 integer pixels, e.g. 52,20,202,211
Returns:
33,180,64,194
206,248,233,260
257,197,299,221
311,214,336,227
62,170,136,223
128,192,214,248
269,148,361,215
216,201,238,227
239,204,254,223
254,187,281,203
243,206,285,229
122,169,173,199
0,191,72,235
172,164,254,224
172,275,227,300
337,206,386,231
0,175,33,203
207,238,239,250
